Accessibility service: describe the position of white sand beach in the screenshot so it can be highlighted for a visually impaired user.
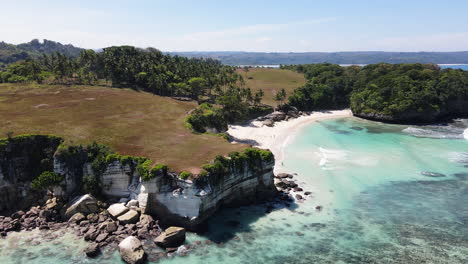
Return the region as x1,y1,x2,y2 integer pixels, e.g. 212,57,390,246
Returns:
228,109,352,173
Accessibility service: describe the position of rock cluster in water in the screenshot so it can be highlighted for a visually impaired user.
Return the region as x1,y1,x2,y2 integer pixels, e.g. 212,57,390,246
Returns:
274,173,311,202
0,194,193,263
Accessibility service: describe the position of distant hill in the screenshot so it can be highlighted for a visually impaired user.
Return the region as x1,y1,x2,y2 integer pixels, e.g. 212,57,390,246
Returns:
0,39,83,65
169,51,468,65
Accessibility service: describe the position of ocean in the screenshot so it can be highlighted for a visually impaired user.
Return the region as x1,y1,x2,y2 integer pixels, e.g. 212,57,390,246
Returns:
1,117,466,263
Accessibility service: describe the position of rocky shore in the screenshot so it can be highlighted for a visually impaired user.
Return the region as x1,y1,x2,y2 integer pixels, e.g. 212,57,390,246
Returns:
0,170,310,263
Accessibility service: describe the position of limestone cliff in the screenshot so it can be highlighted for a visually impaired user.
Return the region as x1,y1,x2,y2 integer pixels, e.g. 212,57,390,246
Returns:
0,135,276,229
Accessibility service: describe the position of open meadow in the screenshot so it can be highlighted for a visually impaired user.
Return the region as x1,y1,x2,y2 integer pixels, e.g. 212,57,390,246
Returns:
0,83,247,172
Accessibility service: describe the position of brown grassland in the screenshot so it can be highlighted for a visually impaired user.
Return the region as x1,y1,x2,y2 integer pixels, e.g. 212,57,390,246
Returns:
0,83,247,173
237,68,306,106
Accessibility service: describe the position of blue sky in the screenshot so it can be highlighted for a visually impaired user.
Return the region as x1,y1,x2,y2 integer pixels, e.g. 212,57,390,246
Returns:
1,0,468,51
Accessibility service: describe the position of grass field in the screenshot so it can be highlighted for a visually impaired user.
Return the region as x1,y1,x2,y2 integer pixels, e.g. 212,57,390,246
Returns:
237,68,306,106
0,84,247,173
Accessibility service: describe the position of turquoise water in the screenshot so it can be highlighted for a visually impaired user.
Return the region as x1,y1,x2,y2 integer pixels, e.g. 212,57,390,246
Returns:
1,117,467,263
439,64,468,70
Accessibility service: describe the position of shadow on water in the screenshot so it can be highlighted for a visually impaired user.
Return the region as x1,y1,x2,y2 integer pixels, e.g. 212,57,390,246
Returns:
198,199,299,244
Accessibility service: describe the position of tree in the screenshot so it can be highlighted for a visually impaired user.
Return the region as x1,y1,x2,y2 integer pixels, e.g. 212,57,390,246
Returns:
253,89,264,105
274,88,287,105
188,77,207,102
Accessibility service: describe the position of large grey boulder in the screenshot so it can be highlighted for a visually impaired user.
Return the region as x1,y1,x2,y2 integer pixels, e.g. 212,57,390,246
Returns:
267,111,286,121
118,236,145,264
117,210,139,224
107,203,129,218
64,194,99,219
154,226,186,248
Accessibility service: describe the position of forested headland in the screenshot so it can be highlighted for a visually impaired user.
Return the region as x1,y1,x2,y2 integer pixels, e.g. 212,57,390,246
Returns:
282,63,468,123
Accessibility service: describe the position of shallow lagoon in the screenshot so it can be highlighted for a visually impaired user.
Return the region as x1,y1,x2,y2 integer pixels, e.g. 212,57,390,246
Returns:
1,117,467,263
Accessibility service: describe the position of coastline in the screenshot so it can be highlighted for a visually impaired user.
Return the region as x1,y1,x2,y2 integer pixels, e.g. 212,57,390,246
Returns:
228,109,353,173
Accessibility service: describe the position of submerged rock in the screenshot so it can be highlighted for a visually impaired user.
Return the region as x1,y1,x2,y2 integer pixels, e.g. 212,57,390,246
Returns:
154,226,186,248
421,171,446,178
119,236,145,264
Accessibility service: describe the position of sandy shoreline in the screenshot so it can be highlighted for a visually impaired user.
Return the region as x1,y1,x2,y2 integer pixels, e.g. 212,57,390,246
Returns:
228,109,352,173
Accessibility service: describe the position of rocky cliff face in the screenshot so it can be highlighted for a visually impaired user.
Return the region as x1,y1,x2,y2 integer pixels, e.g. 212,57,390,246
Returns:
0,135,62,214
139,159,276,229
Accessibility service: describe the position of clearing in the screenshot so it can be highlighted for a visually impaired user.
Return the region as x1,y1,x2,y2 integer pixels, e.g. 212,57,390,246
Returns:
237,68,306,106
0,83,247,173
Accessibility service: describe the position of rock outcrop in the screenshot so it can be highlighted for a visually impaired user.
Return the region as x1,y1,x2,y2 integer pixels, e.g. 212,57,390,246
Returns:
118,236,145,264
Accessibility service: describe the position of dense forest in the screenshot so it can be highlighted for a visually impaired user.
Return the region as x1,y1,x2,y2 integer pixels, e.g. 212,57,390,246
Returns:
170,51,468,65
0,45,269,131
0,39,83,66
283,63,468,122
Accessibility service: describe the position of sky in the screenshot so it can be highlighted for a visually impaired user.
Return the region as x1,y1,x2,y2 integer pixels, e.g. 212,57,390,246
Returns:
1,0,468,52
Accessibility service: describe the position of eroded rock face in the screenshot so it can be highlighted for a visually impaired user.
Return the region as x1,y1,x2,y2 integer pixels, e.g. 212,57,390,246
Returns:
154,226,186,248
118,236,145,264
65,194,99,219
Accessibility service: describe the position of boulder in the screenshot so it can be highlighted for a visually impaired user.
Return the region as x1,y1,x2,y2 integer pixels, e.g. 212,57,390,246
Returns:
139,214,155,228
118,236,145,264
84,227,99,241
95,232,108,243
103,221,118,233
45,197,59,210
126,200,139,207
118,210,139,225
267,111,286,121
276,173,291,179
84,243,100,258
154,226,186,248
263,119,274,127
65,195,99,219
108,203,129,218
68,213,86,223
11,210,25,219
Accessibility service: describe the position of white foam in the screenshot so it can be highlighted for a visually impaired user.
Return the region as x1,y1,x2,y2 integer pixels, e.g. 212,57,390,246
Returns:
464,128,468,140
403,127,464,139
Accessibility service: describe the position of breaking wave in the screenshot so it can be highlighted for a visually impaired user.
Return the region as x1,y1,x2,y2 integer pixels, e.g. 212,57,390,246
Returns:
402,126,465,139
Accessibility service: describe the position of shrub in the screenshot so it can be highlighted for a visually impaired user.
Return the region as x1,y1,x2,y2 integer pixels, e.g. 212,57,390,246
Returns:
83,174,100,195
179,171,192,180
31,171,64,190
